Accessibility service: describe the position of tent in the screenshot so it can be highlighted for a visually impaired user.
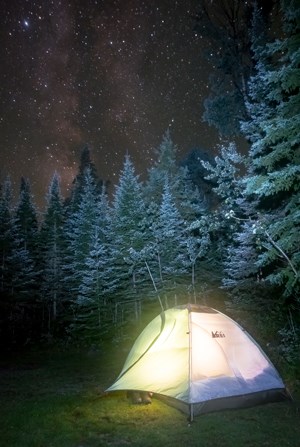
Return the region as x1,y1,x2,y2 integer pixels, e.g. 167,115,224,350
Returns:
106,304,288,419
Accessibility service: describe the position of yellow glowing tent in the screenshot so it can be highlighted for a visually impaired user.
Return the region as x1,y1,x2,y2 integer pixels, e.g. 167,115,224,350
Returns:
106,305,288,419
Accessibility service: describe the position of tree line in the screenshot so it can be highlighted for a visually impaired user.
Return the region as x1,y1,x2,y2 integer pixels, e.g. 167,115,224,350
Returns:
0,134,213,347
0,1,299,364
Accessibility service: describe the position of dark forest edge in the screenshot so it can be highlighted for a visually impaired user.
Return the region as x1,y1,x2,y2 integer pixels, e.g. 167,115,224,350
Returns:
0,0,299,392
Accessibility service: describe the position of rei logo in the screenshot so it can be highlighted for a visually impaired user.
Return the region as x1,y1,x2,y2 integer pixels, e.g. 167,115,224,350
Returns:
211,330,226,338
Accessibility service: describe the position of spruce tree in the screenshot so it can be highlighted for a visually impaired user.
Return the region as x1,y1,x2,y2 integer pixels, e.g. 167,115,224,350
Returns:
5,227,39,344
75,219,115,339
180,147,218,208
39,172,66,334
195,0,276,136
9,177,40,300
73,184,118,338
241,0,300,303
151,179,186,285
0,177,13,294
110,155,148,303
14,177,39,257
145,129,179,208
201,142,247,264
65,145,102,213
63,166,99,304
145,130,204,225
0,177,14,344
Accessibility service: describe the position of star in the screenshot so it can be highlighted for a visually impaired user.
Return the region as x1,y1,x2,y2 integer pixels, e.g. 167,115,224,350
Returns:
1,0,218,209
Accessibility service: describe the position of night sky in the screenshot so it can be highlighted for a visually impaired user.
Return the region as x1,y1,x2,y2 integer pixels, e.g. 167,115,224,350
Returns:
1,0,220,209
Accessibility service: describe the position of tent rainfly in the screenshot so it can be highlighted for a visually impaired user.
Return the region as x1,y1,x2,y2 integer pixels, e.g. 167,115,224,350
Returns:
106,305,289,420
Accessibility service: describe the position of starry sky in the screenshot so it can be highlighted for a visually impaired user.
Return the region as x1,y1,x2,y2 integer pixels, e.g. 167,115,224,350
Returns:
1,0,220,209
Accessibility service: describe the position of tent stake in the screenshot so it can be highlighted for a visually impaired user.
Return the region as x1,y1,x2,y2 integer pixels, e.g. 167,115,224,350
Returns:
189,404,194,423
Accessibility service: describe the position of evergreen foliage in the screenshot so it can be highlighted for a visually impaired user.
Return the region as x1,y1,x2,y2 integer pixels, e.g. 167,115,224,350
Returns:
150,179,185,284
110,155,148,299
195,0,277,136
0,2,299,367
0,177,13,294
180,147,217,207
1,178,41,345
200,143,247,263
64,166,99,305
75,213,114,340
74,184,117,338
39,172,66,335
200,0,300,363
10,178,40,300
65,145,102,213
241,0,300,304
145,129,179,207
14,177,39,257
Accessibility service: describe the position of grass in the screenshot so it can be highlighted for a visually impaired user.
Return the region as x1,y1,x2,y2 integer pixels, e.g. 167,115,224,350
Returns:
1,283,299,447
0,339,299,447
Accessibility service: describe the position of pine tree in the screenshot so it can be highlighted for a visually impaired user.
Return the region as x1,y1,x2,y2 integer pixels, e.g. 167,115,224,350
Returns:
202,143,245,208
151,179,186,285
63,166,99,304
0,177,13,294
9,177,40,299
0,177,15,344
65,145,102,213
75,221,115,339
145,129,179,208
195,0,276,136
241,0,300,302
222,198,262,290
110,155,148,304
6,243,37,299
14,177,39,257
176,165,208,224
39,172,66,334
2,177,41,343
5,223,39,344
72,184,118,338
174,167,211,291
145,130,204,224
201,142,247,263
180,147,218,208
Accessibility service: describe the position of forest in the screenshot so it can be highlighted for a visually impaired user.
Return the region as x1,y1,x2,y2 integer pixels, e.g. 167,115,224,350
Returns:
0,0,299,378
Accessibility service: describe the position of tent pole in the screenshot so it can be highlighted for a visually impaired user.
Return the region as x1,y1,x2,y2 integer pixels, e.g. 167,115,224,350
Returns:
188,305,193,422
145,261,164,312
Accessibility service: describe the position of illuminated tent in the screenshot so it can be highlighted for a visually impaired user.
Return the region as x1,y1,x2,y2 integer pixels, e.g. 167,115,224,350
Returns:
106,305,288,419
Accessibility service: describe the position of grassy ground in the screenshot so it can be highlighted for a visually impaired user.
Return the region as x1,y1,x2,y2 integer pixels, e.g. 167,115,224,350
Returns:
0,338,299,447
1,281,299,447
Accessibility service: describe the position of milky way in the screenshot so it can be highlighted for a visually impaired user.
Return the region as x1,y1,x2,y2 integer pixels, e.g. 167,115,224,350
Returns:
0,0,219,208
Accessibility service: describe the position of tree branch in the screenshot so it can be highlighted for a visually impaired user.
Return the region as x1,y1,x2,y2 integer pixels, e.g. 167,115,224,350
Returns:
264,230,298,277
